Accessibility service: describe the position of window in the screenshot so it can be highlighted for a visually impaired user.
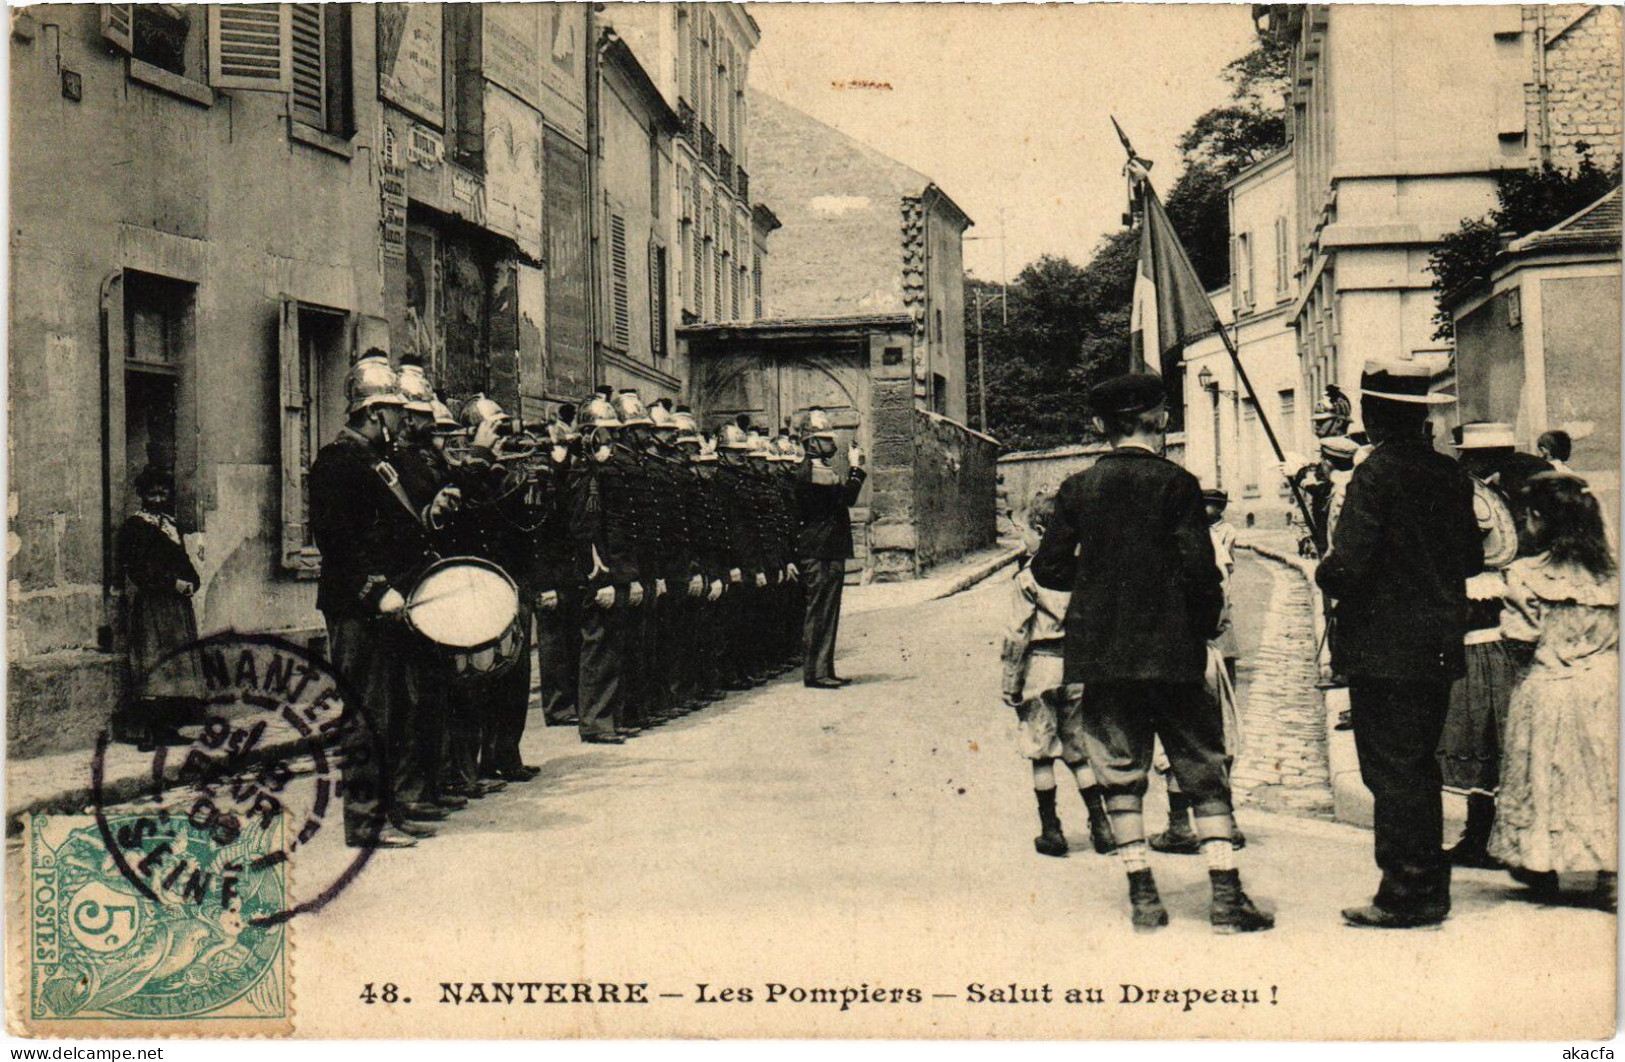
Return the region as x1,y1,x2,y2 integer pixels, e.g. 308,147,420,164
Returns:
1235,231,1254,310
607,210,630,351
649,242,669,358
1274,216,1290,298
277,300,349,574
1241,398,1260,495
934,308,943,343
1277,389,1297,459
932,373,949,415
752,251,763,320
102,4,213,100
290,4,353,137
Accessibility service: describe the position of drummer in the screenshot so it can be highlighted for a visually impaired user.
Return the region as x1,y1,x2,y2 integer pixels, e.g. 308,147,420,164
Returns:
309,352,459,849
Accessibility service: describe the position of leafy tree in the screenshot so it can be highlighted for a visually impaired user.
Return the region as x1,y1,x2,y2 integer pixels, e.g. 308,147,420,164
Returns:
1428,154,1621,339
971,35,1291,449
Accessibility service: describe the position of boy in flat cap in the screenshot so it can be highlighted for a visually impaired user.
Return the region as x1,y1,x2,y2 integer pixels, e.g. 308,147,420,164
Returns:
1032,373,1273,933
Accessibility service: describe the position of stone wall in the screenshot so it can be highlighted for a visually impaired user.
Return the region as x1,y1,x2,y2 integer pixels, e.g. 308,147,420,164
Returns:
997,444,1111,533
865,376,919,581
912,412,997,572
1527,5,1624,172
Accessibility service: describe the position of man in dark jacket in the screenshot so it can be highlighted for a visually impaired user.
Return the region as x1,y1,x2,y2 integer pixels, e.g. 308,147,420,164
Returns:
1032,373,1271,934
795,409,866,689
309,353,456,848
1317,360,1483,928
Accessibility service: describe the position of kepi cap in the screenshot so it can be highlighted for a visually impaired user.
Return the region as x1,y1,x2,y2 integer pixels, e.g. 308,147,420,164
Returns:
1088,373,1167,416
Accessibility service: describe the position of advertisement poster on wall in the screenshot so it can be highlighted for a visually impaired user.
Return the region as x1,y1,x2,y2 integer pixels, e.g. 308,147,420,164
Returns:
484,4,541,110
484,85,545,261
377,3,444,127
538,2,588,145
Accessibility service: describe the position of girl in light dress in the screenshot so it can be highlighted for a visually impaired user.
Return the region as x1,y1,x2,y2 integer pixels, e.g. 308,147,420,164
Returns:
1488,472,1618,909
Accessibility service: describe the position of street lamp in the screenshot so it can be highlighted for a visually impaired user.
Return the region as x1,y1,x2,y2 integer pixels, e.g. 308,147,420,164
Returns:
1197,365,1216,392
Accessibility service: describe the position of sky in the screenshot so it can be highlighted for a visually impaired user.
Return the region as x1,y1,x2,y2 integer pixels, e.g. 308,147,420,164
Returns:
746,3,1262,283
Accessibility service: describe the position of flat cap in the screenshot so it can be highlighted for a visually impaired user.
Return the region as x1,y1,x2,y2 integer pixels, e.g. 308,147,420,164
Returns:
1088,372,1167,416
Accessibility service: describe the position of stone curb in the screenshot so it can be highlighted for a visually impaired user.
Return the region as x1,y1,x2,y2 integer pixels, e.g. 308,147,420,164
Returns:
1237,539,1374,830
6,736,314,836
928,547,1023,602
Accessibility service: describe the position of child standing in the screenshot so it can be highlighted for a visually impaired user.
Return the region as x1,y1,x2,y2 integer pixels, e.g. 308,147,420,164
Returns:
1488,472,1618,908
1003,492,1113,858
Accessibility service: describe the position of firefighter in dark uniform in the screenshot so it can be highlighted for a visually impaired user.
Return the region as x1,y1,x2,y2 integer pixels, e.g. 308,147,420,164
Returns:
570,388,642,744
610,390,661,731
796,408,866,689
535,405,584,728
456,394,544,781
715,423,766,689
649,400,705,715
744,431,782,682
308,352,457,849
770,435,806,671
679,417,730,705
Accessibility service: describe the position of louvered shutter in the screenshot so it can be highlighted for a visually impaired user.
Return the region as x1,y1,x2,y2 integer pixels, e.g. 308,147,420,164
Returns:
209,4,291,92
753,251,763,319
649,243,668,357
609,213,630,350
290,4,325,125
278,299,319,573
101,4,134,52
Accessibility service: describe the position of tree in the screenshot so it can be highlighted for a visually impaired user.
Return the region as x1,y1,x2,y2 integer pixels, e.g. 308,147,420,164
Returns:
972,35,1291,449
1428,155,1621,338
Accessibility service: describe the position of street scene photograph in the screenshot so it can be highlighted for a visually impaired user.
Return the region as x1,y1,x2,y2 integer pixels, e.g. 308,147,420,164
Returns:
4,0,1622,1043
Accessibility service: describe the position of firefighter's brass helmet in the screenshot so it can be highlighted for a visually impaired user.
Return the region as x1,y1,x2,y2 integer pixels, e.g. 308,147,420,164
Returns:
430,398,461,433
397,361,437,415
459,393,508,430
717,423,750,450
802,407,837,440
613,389,653,427
579,387,623,432
344,355,406,415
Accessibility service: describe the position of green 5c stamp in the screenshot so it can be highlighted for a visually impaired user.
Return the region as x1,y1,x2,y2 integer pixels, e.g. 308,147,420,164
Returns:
26,812,289,1032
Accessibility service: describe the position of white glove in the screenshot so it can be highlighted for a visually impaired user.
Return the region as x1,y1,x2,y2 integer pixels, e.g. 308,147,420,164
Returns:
729,568,743,584
629,582,645,606
654,578,668,599
378,588,406,616
174,579,196,597
847,443,866,469
688,574,705,598
786,563,799,582
707,579,724,602
551,445,570,465
754,572,768,588
537,590,560,612
588,545,609,581
594,585,617,610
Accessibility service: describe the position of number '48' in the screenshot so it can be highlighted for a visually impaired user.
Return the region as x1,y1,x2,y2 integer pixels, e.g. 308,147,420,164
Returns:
359,983,400,1004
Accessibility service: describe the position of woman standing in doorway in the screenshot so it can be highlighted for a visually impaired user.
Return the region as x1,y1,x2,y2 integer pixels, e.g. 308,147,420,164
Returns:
116,466,204,751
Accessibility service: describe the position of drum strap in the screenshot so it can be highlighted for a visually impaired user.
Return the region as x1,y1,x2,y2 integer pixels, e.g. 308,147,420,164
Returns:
372,459,428,529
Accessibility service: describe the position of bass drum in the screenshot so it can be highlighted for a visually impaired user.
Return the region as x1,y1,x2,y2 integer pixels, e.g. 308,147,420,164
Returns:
405,557,524,682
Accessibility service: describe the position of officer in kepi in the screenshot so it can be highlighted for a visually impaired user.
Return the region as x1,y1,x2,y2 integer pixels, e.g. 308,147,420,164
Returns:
308,351,460,850
795,408,866,690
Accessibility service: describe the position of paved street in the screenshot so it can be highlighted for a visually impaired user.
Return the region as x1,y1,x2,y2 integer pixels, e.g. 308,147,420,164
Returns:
237,566,1608,1038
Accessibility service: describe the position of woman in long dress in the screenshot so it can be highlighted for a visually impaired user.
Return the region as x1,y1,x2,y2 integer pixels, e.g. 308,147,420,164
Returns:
116,467,204,751
1487,472,1618,909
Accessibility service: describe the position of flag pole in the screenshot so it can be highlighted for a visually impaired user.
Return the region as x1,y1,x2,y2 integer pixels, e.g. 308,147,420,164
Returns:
1112,118,1323,557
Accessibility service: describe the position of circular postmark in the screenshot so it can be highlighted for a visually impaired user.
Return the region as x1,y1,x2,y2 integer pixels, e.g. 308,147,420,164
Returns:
91,632,385,928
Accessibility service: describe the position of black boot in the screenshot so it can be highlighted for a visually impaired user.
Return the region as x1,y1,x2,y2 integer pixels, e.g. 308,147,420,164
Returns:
1127,868,1168,930
1445,793,1500,868
1080,787,1116,854
1033,789,1067,857
1149,792,1200,854
1209,868,1275,933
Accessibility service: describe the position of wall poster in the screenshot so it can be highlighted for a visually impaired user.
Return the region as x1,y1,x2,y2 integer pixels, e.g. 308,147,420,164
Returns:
377,3,444,127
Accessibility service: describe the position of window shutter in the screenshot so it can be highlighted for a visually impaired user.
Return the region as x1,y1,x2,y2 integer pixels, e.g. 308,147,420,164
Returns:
101,4,134,52
693,222,705,317
278,299,317,574
290,4,325,125
209,4,291,92
609,213,630,350
650,243,668,357
753,251,762,320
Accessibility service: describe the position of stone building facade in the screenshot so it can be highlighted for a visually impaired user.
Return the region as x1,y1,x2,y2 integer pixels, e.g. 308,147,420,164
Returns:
1262,3,1623,439
4,2,768,757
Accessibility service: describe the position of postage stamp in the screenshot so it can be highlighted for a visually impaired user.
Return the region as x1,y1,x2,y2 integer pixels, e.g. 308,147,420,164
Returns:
22,812,290,1035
